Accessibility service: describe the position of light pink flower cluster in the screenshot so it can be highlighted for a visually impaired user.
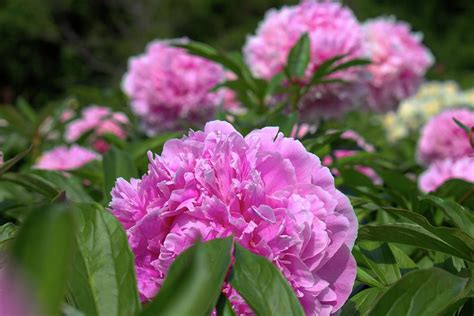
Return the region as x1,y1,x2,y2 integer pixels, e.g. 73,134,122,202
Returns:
417,108,474,192
122,40,226,135
65,105,129,153
35,145,99,171
243,0,367,119
417,109,474,165
109,121,357,315
323,131,381,184
244,1,433,117
419,157,474,192
364,17,434,112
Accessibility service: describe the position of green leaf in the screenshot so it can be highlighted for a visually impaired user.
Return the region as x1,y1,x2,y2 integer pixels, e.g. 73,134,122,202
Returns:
142,237,233,316
420,195,474,237
358,223,473,262
330,58,371,73
354,242,401,285
382,207,474,261
32,170,93,203
453,117,471,133
103,147,138,202
309,55,346,85
230,244,305,316
0,145,31,176
286,33,310,78
0,172,61,200
340,288,384,316
266,73,285,97
389,244,417,269
368,268,469,316
0,222,17,250
434,179,474,209
67,203,141,316
216,294,237,316
16,97,37,123
12,202,76,316
356,267,385,288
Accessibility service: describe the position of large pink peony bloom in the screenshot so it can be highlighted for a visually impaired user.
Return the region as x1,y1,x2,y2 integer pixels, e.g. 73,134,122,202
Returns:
417,108,474,165
109,121,357,315
122,39,226,135
65,105,129,153
35,145,99,171
243,0,367,119
364,17,434,112
419,157,474,192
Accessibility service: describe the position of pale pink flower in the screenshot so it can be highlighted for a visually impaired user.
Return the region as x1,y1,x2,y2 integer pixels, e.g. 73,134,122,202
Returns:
35,145,99,171
122,39,225,135
419,157,474,192
109,120,357,315
364,17,434,112
417,108,474,165
244,1,367,119
65,105,129,153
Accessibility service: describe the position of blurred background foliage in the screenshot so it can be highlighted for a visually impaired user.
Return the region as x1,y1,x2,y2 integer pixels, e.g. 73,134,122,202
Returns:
1,0,473,106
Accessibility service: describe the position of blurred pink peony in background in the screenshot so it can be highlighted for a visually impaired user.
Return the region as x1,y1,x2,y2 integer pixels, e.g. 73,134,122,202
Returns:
35,145,99,171
243,0,367,119
323,131,381,184
419,157,474,192
417,108,474,165
363,17,434,112
122,39,226,135
109,120,357,315
65,105,129,153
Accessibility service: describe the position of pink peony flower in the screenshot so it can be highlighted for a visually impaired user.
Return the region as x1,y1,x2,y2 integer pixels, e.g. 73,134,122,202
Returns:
417,108,474,165
65,105,129,153
109,120,357,315
35,145,99,171
323,131,381,184
244,0,367,119
364,17,434,112
419,157,474,192
122,39,226,135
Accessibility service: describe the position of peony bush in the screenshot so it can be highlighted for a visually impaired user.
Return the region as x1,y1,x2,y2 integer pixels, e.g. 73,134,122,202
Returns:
0,1,473,316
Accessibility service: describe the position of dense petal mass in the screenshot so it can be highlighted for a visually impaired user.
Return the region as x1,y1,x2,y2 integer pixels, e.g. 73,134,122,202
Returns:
364,17,434,112
34,145,99,171
243,0,366,119
122,39,226,135
417,108,474,165
419,157,474,192
109,120,357,315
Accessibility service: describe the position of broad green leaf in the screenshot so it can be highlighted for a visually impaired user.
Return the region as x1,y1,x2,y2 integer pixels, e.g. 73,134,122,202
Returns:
142,237,233,316
0,172,61,200
230,244,305,316
340,288,384,316
382,207,474,261
356,267,385,288
358,223,473,262
103,147,138,202
266,73,285,97
389,244,417,269
420,195,474,237
286,33,310,78
368,268,468,316
12,203,76,316
216,294,237,316
354,242,400,285
67,203,140,316
32,170,93,203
